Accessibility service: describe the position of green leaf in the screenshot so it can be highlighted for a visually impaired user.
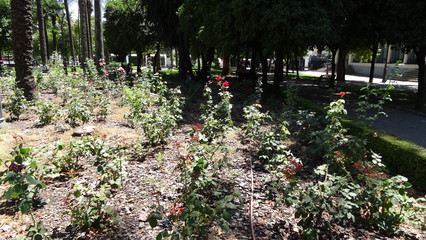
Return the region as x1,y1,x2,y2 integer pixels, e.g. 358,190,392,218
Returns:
24,175,41,185
36,221,44,229
34,234,43,240
20,201,31,214
73,190,81,198
147,212,162,228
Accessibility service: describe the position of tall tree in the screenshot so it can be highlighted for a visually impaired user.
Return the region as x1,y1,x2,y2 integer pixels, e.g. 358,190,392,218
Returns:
388,0,426,109
87,0,93,59
105,0,156,64
79,0,89,69
36,0,48,66
144,0,192,78
94,0,104,66
64,0,76,70
10,0,36,100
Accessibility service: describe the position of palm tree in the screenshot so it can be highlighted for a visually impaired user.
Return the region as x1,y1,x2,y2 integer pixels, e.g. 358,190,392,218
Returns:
64,0,76,71
79,0,89,69
94,0,104,66
10,0,36,100
36,0,48,66
87,0,93,59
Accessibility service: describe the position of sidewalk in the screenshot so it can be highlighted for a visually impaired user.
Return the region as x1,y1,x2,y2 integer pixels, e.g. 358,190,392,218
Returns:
296,72,426,148
300,70,418,91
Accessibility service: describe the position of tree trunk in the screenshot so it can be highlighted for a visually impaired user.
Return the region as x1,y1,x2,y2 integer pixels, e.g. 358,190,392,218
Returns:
170,47,173,69
415,47,426,109
79,0,89,70
11,0,36,100
369,41,379,83
64,0,76,71
382,44,391,82
136,50,142,73
285,57,290,77
336,49,347,82
52,15,57,54
273,49,284,95
36,0,48,66
329,49,337,88
44,15,50,59
197,54,201,76
155,42,161,71
87,0,93,59
295,57,300,80
177,34,192,79
260,52,269,87
94,0,104,66
221,50,230,76
249,49,257,83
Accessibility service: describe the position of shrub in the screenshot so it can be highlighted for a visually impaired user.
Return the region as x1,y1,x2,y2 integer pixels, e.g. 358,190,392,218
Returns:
6,87,29,120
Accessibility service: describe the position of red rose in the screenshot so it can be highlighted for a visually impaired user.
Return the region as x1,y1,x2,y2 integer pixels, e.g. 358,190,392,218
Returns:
73,72,77,76
339,92,345,96
222,81,229,87
215,76,222,81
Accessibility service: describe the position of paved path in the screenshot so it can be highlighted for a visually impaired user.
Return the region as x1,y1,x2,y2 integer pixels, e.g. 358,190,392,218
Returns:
300,70,418,91
297,71,426,148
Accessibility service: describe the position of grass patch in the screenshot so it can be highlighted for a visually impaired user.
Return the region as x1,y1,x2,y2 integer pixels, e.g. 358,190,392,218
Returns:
295,96,426,191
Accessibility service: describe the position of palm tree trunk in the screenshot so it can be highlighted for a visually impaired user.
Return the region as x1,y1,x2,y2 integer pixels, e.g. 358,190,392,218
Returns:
44,15,50,60
11,0,36,100
36,0,48,66
64,0,76,71
94,0,104,66
52,15,57,54
87,0,93,59
79,0,89,69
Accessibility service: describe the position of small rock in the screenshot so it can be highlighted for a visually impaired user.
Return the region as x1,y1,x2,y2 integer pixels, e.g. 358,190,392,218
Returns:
55,123,70,133
0,225,11,232
138,212,148,222
72,126,96,136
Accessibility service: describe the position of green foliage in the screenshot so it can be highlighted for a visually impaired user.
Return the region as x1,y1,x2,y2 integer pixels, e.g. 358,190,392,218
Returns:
66,184,117,229
24,220,50,240
0,144,45,214
357,175,425,233
64,95,91,127
284,164,425,239
92,139,127,188
6,87,29,120
357,84,394,124
242,103,270,137
200,77,233,143
148,128,239,239
310,97,365,173
35,100,58,125
48,138,93,173
124,74,183,145
297,96,426,190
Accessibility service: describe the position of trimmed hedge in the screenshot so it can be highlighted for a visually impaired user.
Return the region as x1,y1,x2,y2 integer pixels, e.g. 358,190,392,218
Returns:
295,96,426,191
